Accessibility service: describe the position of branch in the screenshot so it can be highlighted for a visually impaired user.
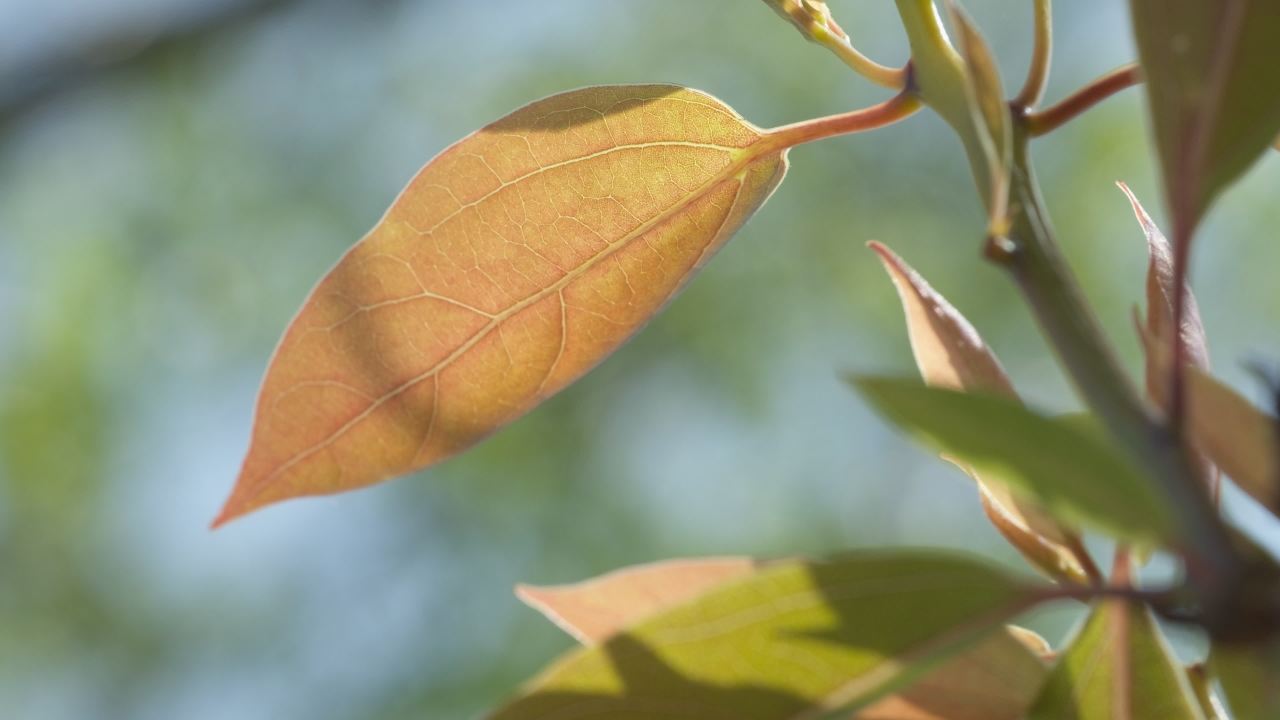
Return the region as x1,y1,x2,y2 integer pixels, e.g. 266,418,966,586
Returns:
1025,64,1143,136
1013,0,1052,108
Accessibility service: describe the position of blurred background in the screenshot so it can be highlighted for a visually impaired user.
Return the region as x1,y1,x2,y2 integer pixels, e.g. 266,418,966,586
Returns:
1,1,1277,718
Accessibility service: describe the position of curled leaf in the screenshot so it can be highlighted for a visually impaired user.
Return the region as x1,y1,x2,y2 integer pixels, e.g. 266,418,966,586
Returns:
216,85,789,525
870,242,1097,584
490,550,1039,719
1118,181,1217,500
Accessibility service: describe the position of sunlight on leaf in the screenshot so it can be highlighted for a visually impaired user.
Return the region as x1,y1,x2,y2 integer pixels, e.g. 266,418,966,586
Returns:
853,377,1177,546
1128,0,1280,228
490,550,1038,719
521,554,1050,720
215,85,791,525
517,557,756,645
869,241,1096,584
1029,601,1203,719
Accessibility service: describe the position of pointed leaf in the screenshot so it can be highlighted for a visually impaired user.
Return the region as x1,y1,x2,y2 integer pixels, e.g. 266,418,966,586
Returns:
1029,601,1204,719
517,557,756,645
869,241,1095,584
489,550,1038,719
1129,0,1280,227
853,377,1177,545
1118,182,1217,500
216,85,790,525
1212,639,1280,720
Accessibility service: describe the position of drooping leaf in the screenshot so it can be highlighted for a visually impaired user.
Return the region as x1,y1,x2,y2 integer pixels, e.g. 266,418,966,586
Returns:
1128,0,1280,227
1137,325,1280,516
1212,639,1280,720
216,85,791,525
869,241,1096,584
489,550,1039,719
852,376,1176,545
521,554,1050,720
1118,181,1217,499
517,557,756,645
1029,601,1204,719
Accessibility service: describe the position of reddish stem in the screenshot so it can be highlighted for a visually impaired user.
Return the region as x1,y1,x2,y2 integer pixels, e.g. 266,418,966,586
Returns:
1026,64,1142,137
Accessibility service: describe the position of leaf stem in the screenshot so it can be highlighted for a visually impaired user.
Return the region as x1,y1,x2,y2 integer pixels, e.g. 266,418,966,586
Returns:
766,88,922,149
1013,0,1052,108
1025,64,1142,137
990,124,1238,591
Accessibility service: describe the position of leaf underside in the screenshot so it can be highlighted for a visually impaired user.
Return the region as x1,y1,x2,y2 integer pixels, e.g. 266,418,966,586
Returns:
216,84,787,525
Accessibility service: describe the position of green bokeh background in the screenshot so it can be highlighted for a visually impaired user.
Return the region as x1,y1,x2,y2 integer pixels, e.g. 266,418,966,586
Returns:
1,1,1276,718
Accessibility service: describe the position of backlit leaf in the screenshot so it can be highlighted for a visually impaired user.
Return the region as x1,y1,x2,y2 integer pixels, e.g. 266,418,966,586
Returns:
1029,601,1203,719
489,550,1038,719
853,377,1176,545
1212,639,1280,720
522,554,1050,720
517,557,756,645
1128,0,1280,227
869,241,1096,584
215,85,790,525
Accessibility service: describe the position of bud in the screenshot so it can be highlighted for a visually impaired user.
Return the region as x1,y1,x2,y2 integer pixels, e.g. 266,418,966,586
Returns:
762,0,848,44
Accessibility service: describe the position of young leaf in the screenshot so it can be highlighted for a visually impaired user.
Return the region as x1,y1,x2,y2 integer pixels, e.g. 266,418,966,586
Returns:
1118,181,1217,500
522,555,1050,720
1029,601,1204,719
869,241,1097,584
852,377,1177,546
1212,639,1280,720
516,557,756,645
1128,0,1280,227
489,550,1039,719
215,85,789,526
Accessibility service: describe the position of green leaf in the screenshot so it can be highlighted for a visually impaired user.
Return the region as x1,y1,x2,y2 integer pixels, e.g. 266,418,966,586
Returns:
852,376,1176,545
1128,0,1280,227
489,550,1037,719
1212,639,1280,720
1030,601,1204,719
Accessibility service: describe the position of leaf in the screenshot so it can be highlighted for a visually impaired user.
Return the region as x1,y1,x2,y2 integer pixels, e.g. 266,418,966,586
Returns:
1118,181,1217,499
517,557,756,645
215,85,790,526
943,1,1011,230
1128,0,1280,227
1212,639,1280,720
855,625,1049,720
489,550,1038,719
1029,600,1204,719
852,376,1177,545
1137,326,1280,516
869,241,1096,585
521,555,1050,720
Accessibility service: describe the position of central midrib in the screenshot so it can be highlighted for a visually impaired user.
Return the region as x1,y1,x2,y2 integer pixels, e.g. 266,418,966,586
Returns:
247,139,781,500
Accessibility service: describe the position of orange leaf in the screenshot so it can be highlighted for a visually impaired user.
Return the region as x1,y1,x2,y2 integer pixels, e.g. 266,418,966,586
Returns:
869,241,1098,584
215,85,790,526
516,557,756,645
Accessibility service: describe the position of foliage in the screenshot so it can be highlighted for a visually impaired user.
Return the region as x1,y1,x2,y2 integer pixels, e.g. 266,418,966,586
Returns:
209,1,1280,716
